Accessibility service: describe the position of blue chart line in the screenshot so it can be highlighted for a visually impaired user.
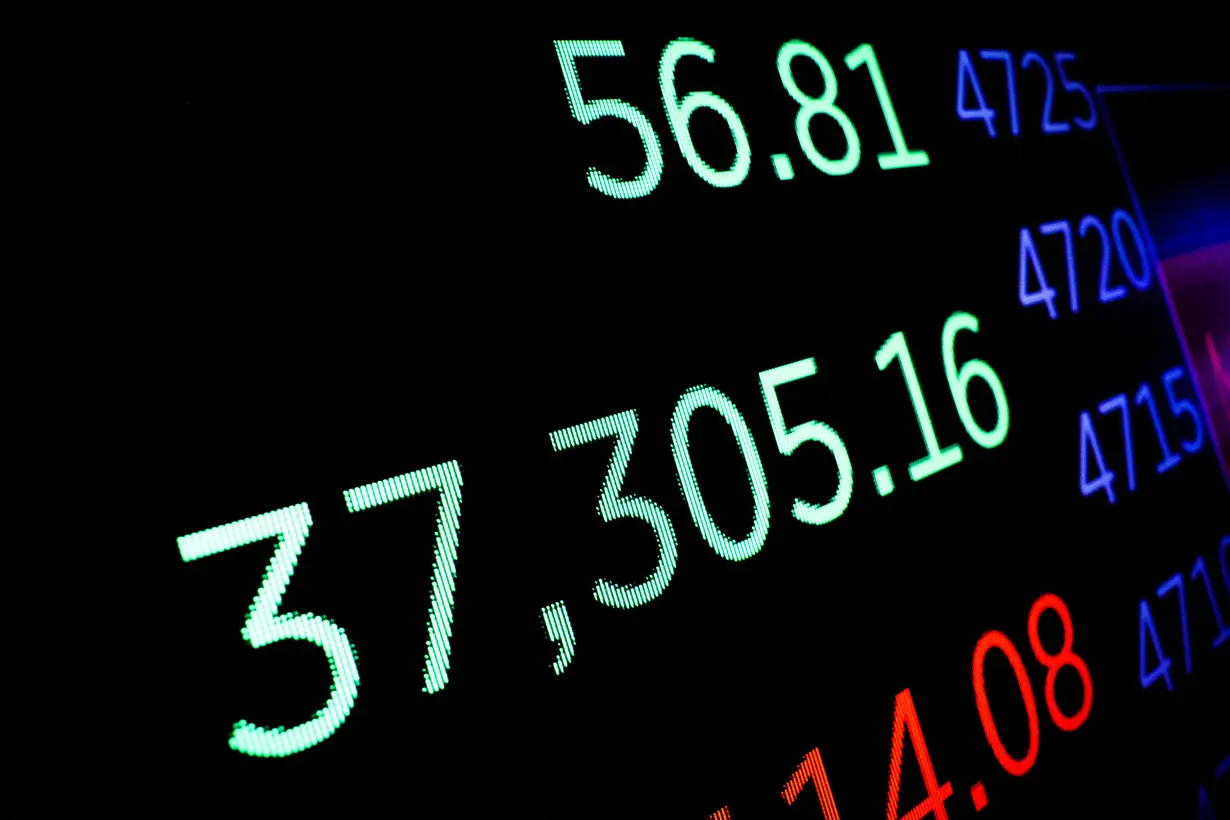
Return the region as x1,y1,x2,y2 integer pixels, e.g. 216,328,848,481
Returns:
1217,752,1230,779
1095,92,1160,273
1097,82,1230,495
1096,82,1230,95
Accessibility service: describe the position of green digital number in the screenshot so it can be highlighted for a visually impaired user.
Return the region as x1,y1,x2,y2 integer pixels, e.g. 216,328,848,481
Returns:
759,357,853,525
941,311,1010,448
343,461,464,695
777,40,860,176
877,331,965,481
554,40,665,199
845,43,930,170
550,411,679,608
177,503,360,758
670,385,771,561
659,38,752,188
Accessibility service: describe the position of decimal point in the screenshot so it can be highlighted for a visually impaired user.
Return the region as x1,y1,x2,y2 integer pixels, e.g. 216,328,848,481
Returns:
771,153,795,180
872,465,895,496
971,781,988,812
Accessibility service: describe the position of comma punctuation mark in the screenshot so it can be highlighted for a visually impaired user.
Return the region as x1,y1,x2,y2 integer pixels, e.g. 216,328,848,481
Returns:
542,601,576,675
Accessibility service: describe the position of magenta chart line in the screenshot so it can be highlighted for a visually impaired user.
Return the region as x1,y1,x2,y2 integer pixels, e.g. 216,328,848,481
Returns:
1095,84,1230,495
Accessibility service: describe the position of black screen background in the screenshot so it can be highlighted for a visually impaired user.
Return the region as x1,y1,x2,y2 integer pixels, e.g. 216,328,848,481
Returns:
15,6,1230,818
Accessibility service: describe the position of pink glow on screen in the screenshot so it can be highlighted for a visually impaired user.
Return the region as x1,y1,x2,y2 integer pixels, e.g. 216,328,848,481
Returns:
1159,239,1230,485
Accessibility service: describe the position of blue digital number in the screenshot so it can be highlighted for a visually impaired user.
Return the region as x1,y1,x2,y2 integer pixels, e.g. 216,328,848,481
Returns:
1080,369,1202,504
979,50,1019,136
1018,227,1057,318
1080,215,1125,304
1191,556,1230,649
1222,536,1230,602
1111,209,1152,291
1040,219,1078,313
1079,410,1116,503
1139,598,1174,690
1198,785,1215,820
1054,53,1097,130
959,50,1095,137
1140,538,1230,696
1157,573,1193,675
1162,366,1205,454
956,49,997,137
1020,213,1147,317
1021,52,1070,133
1135,383,1183,473
1097,393,1136,493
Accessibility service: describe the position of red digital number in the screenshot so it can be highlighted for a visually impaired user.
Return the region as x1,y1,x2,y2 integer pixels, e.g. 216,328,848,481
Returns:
782,747,842,819
1028,593,1093,731
972,630,1040,776
718,593,1096,820
973,593,1093,776
885,688,953,820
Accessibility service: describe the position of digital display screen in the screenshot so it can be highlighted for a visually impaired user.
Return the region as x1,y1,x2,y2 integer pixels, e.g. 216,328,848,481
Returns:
20,8,1230,818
